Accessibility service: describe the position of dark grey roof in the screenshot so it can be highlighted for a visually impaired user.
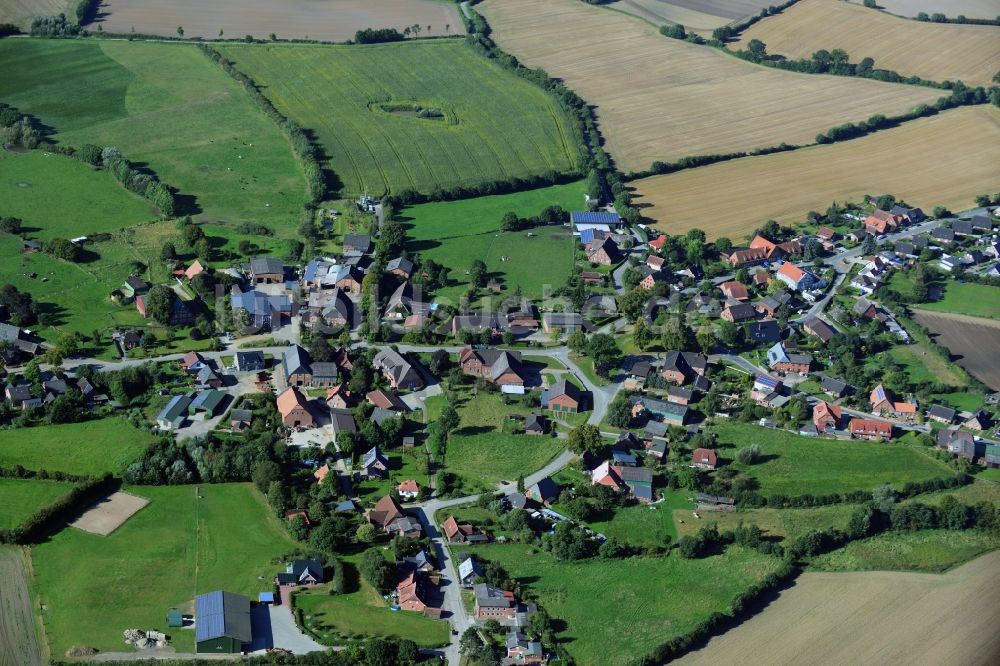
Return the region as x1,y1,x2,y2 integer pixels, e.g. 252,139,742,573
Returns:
249,256,284,276
745,320,781,344
618,466,652,484
725,302,757,322
195,591,251,643
283,344,312,379
330,408,356,433
311,362,339,380
529,476,559,501
386,257,414,274
927,404,956,422
363,446,388,469
543,312,583,327
821,376,848,395
548,378,582,402
343,233,371,254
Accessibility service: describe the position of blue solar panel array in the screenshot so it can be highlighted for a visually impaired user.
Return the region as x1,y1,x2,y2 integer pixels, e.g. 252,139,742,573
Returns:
195,591,225,642
571,211,621,225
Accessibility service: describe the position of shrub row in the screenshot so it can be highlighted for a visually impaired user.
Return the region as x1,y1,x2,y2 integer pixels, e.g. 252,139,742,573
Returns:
0,465,90,483
199,45,326,205
628,142,798,179
0,474,116,544
711,0,805,42
731,473,970,509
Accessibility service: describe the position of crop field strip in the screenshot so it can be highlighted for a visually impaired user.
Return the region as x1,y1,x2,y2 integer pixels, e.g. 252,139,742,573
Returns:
0,549,44,666
610,0,781,33
847,0,1000,20
912,311,1000,390
0,39,309,230
89,0,461,42
479,0,941,174
734,0,1000,87
216,40,581,198
630,105,1000,239
676,550,1000,665
0,0,72,28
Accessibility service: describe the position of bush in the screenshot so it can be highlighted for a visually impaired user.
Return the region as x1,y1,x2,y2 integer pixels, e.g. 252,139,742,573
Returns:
736,444,761,465
355,28,404,44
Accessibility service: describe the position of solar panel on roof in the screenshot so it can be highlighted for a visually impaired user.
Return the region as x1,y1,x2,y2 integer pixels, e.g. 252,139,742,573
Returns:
195,591,225,642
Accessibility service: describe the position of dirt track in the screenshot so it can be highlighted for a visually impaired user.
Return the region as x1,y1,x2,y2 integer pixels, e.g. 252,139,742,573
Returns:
676,549,1000,666
913,311,1000,390
0,549,43,666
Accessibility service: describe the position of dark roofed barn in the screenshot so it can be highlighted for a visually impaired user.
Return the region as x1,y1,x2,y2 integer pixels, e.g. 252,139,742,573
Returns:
195,591,252,653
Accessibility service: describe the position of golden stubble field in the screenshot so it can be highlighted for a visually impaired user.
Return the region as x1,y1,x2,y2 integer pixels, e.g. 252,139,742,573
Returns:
609,0,777,33
676,549,1000,666
848,0,1000,19
631,105,1000,239
735,0,1000,87
479,0,941,173
89,0,461,41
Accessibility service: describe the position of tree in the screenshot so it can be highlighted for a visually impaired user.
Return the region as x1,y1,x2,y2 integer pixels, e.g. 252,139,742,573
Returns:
360,549,395,594
717,319,739,348
606,392,633,429
662,321,695,352
469,259,487,288
746,38,767,61
599,536,630,559
632,319,652,350
516,474,525,493
586,333,621,376
459,627,484,658
177,26,184,37
252,460,281,493
500,211,520,232
0,216,22,234
145,285,175,325
872,483,897,511
736,444,761,464
160,241,177,261
696,325,714,355
567,424,603,455
438,401,460,435
46,238,79,262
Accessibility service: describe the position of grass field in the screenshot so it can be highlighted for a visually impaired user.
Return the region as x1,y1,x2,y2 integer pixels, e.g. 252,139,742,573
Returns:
0,39,308,230
0,479,76,530
471,542,784,666
673,503,856,542
810,529,1000,573
0,548,44,666
30,483,297,655
885,342,966,387
585,489,692,546
0,0,73,29
915,282,1000,319
402,181,584,301
677,550,1000,665
0,419,159,477
216,40,581,198
91,0,460,42
912,311,1000,390
848,0,1000,19
479,0,940,174
715,423,952,496
295,551,449,648
632,105,1000,239
734,0,1000,87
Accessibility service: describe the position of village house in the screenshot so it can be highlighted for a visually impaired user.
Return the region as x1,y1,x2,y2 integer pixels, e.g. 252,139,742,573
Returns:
459,556,484,587
926,404,956,424
591,461,624,491
821,376,850,398
667,386,694,405
396,569,440,617
156,393,192,430
647,255,666,272
854,297,879,320
752,270,772,288
384,282,429,321
361,446,389,479
691,448,718,470
325,384,353,409
869,383,917,420
368,495,422,538
366,389,408,412
745,319,782,346
310,362,339,389
234,351,266,373
579,271,605,286
276,559,324,587
386,257,415,279
248,256,285,284
451,312,506,339
802,317,837,343
541,312,583,334
816,226,837,241
813,401,842,432
526,477,559,506
849,418,892,440
230,408,253,432
619,466,654,502
473,584,518,622
721,302,757,324
443,515,489,544
276,387,313,429
964,408,990,431
123,275,149,298
639,269,670,290
937,428,980,461
775,262,818,292
756,291,792,317
136,294,195,327
543,379,584,414
458,346,526,387
307,289,353,329
524,413,548,435
231,287,293,329
767,343,811,374
889,205,925,224
283,345,313,387
587,236,620,266
373,348,423,389
630,394,688,426
398,480,420,500
342,233,372,255
719,280,750,301
584,294,618,319
722,246,769,267
660,351,708,385
329,408,356,443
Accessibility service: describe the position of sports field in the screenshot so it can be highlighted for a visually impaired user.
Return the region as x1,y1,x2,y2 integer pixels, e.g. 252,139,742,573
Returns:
716,423,952,496
472,542,784,666
216,40,582,198
0,479,76,530
676,550,1000,665
30,483,297,655
91,0,460,41
631,106,1000,238
0,39,308,230
0,548,44,666
402,181,585,302
848,0,1000,19
735,0,1000,87
479,0,940,173
0,419,159,477
0,0,73,28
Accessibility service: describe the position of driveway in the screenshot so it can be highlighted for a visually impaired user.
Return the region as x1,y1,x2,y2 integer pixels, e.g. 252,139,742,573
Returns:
268,605,327,654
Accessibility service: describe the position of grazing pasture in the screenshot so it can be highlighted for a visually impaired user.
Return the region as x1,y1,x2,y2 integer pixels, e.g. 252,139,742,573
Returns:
215,41,581,198
0,419,159,477
631,106,1000,238
914,282,1000,320
912,311,1000,390
30,483,296,655
402,180,585,302
676,550,1000,665
0,549,44,666
90,0,461,42
479,0,940,173
0,39,308,229
0,479,76,530
471,542,784,666
848,0,1000,20
715,423,952,496
735,0,1000,87
0,0,73,28
809,529,1000,573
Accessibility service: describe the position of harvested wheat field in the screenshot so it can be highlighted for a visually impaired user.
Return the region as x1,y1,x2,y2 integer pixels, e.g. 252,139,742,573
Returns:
735,0,1000,87
609,0,775,33
479,0,941,173
913,311,1000,390
631,105,1000,239
677,549,1000,666
848,0,1000,20
89,0,460,41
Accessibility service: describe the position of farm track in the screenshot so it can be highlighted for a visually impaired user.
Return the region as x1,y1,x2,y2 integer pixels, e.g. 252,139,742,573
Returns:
0,549,44,666
734,0,1000,87
480,0,941,173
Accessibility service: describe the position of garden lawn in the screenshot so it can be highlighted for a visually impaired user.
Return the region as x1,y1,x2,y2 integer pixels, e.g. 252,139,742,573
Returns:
401,180,585,302
471,543,784,666
446,432,565,490
809,529,1000,573
0,419,158,476
215,41,581,199
0,479,76,530
30,483,296,655
295,551,449,648
715,423,952,497
586,489,692,547
930,391,985,412
0,39,308,231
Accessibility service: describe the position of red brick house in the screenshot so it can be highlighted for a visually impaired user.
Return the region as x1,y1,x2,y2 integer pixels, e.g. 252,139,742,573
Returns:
849,418,892,440
442,515,488,544
691,448,717,470
719,280,750,301
587,237,619,266
458,346,525,386
276,387,313,428
812,401,842,432
546,379,583,414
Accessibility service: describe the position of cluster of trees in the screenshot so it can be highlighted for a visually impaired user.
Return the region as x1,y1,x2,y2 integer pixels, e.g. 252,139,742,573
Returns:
76,0,99,24
0,283,39,326
354,28,404,44
913,11,1000,25
0,102,44,149
44,237,81,262
712,0,804,42
499,204,569,232
0,474,115,544
200,46,326,204
360,548,396,594
76,146,178,216
29,13,81,37
566,331,621,377
678,521,782,559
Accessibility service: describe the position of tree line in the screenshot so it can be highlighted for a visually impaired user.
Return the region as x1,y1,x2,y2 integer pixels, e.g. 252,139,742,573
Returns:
0,474,116,544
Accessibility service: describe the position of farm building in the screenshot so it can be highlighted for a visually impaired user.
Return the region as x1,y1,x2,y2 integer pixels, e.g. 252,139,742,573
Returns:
157,393,192,430
195,591,252,653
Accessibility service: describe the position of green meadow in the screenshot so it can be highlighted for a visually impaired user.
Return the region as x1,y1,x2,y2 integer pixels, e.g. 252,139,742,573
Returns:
0,419,159,476
30,483,296,655
402,180,585,301
216,40,582,198
809,529,1000,573
0,39,308,230
0,478,76,529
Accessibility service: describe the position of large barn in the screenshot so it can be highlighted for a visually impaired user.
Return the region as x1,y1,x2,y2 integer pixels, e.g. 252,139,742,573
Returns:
195,590,252,654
